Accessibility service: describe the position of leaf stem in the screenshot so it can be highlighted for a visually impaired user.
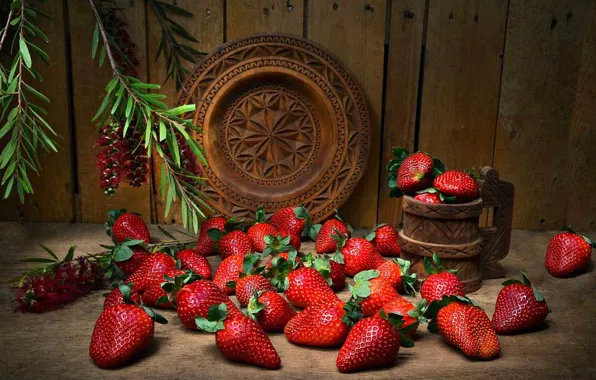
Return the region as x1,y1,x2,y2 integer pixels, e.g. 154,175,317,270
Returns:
0,8,13,53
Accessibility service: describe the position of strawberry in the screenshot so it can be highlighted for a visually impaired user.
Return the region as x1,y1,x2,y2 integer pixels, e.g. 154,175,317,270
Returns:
427,296,500,360
106,209,151,244
545,231,593,277
176,249,212,279
234,255,275,307
314,216,352,254
414,191,443,204
350,270,400,316
491,271,549,334
125,252,176,293
284,298,350,347
284,267,340,308
213,254,246,295
195,304,281,369
247,290,297,332
175,279,240,330
103,283,141,309
210,229,253,260
338,236,386,277
270,205,310,237
196,216,244,256
141,269,187,309
374,298,426,337
248,206,279,252
265,251,303,275
433,170,479,203
117,246,150,276
303,252,346,292
420,253,465,302
89,296,167,368
376,258,417,294
366,224,402,257
280,230,301,251
336,312,414,373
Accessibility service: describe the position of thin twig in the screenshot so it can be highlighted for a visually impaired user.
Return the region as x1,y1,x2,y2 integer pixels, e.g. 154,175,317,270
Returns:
0,8,13,53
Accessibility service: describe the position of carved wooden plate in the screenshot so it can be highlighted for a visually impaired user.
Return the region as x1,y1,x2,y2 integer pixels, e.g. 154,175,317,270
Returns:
179,34,371,222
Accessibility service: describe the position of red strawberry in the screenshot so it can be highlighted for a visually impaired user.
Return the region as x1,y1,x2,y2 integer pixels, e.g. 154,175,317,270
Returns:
433,170,479,203
336,313,414,373
350,270,400,316
270,205,309,237
491,271,549,334
89,303,167,368
213,254,257,295
339,236,386,277
196,216,226,256
414,191,443,204
302,252,346,292
280,230,301,251
125,252,176,293
107,209,151,244
374,298,426,337
141,269,186,309
103,284,141,309
397,151,434,193
214,230,253,260
420,253,465,302
195,304,281,369
234,256,275,307
285,267,340,308
545,231,593,277
175,279,240,330
376,258,417,294
428,296,500,360
247,205,279,252
246,290,297,332
177,249,212,279
314,217,351,254
117,246,150,276
284,298,350,347
367,224,402,257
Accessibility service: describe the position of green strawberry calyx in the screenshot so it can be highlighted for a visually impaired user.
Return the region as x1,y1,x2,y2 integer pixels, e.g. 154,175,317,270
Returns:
364,223,388,241
265,250,299,291
341,300,364,327
158,270,202,306
195,303,228,332
104,208,127,243
224,217,245,233
406,299,429,324
349,269,380,300
246,289,267,320
394,257,418,295
425,295,479,333
262,234,294,257
423,253,458,275
120,283,168,325
379,310,415,348
254,205,267,224
331,229,349,250
303,253,333,286
240,253,263,277
502,270,546,303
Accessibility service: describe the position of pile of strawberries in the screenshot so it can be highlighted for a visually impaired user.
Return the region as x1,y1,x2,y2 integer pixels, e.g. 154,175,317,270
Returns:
86,203,594,373
387,147,479,203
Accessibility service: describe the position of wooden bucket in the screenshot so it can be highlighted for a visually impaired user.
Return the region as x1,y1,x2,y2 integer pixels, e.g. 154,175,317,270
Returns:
399,167,514,293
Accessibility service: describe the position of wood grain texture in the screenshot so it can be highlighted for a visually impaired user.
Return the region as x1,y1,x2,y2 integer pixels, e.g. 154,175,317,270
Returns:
0,223,595,379
494,0,590,230
564,1,596,230
308,0,386,228
67,0,151,223
418,0,507,171
377,0,426,228
148,0,224,225
0,1,74,222
226,0,304,40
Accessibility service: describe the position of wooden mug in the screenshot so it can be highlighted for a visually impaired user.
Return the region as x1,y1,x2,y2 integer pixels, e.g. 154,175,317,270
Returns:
398,167,514,293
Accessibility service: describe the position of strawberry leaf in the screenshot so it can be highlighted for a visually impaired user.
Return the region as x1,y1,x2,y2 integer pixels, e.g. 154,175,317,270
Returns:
365,231,375,241
353,269,379,282
306,224,321,240
520,270,532,287
533,286,545,302
255,205,266,223
293,206,309,220
207,228,224,242
432,157,446,175
114,245,133,262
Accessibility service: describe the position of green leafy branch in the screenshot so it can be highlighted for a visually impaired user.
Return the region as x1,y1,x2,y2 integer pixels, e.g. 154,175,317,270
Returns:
0,0,55,203
88,0,210,233
147,0,207,91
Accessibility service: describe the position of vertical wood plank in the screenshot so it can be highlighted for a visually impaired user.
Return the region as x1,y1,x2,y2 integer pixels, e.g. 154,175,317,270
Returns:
418,0,508,171
0,0,74,222
564,1,596,231
148,0,224,225
67,0,151,222
494,0,590,230
226,0,304,40
308,0,386,228
377,0,426,227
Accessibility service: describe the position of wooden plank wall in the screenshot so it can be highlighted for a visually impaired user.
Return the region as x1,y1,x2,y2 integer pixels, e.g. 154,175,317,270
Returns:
1,0,595,230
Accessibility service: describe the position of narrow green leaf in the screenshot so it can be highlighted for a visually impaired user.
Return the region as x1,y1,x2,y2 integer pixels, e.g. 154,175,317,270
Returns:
19,38,32,68
99,45,106,67
92,23,99,59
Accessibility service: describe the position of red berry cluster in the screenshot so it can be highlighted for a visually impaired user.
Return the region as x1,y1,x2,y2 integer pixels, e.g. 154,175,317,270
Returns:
14,257,103,313
96,121,149,196
101,7,140,76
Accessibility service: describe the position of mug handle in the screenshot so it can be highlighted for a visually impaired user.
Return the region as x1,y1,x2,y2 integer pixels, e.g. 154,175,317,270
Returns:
477,167,515,279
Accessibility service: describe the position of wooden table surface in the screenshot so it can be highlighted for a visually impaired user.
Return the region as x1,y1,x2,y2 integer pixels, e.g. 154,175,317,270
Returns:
0,223,594,380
